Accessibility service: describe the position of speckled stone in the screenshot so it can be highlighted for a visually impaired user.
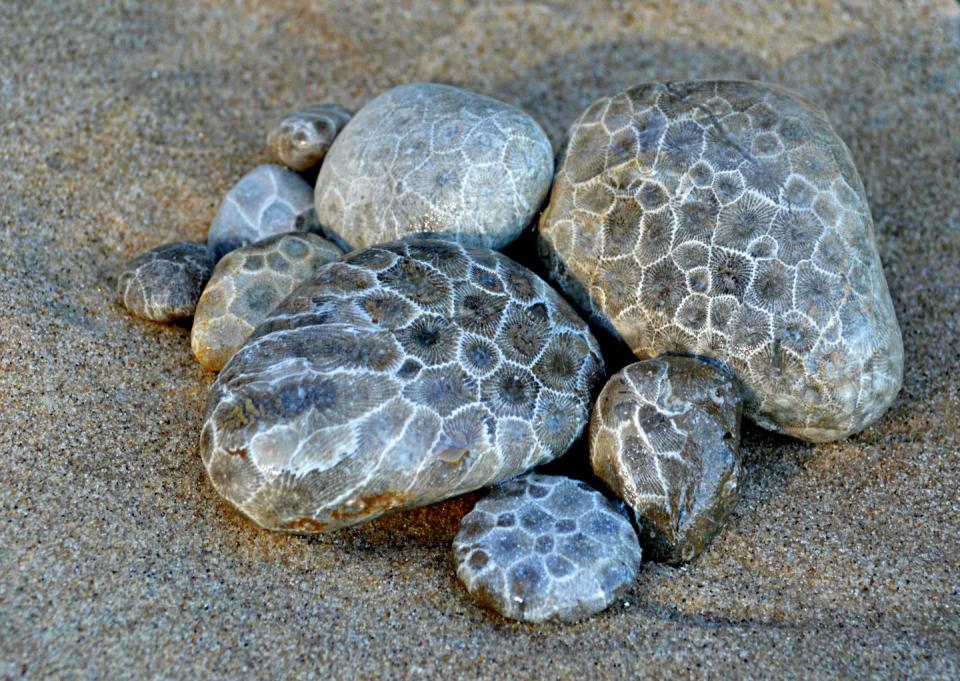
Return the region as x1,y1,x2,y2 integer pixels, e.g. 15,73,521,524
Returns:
539,80,904,442
116,241,215,322
453,473,641,623
200,239,603,532
314,83,554,251
191,232,343,372
590,356,743,565
207,164,320,259
267,104,352,172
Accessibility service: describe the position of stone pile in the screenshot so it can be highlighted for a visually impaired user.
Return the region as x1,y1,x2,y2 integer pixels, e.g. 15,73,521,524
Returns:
116,80,902,624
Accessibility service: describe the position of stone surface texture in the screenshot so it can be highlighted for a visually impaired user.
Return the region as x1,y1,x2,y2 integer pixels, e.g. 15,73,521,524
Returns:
266,104,352,172
117,241,215,322
201,239,604,532
590,356,743,565
315,83,554,251
454,473,642,623
539,80,904,443
207,164,319,259
191,232,343,371
5,1,958,678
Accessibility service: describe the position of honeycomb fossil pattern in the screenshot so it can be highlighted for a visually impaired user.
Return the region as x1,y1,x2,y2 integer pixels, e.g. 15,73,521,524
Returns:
200,239,604,533
117,241,214,322
539,80,903,442
453,473,641,623
267,104,352,172
590,356,742,565
207,164,320,259
315,83,554,252
191,232,344,372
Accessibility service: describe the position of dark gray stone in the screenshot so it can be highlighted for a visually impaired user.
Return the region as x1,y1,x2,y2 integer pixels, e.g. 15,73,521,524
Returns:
117,241,214,322
590,355,742,565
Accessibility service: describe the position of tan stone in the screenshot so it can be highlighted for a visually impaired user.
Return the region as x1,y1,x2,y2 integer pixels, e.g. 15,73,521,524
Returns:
191,232,342,371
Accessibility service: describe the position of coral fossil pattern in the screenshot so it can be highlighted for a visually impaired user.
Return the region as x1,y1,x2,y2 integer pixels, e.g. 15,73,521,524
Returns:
200,240,603,532
191,232,344,372
207,164,319,259
454,473,641,623
267,104,352,172
590,356,742,565
117,241,215,322
539,80,903,442
315,83,554,251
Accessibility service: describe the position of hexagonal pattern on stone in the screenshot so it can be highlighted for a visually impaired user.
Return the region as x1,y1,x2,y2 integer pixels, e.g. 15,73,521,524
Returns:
539,80,903,442
315,83,554,251
590,356,742,565
191,232,343,371
200,239,604,533
117,241,215,322
453,473,641,623
267,104,352,172
207,164,320,259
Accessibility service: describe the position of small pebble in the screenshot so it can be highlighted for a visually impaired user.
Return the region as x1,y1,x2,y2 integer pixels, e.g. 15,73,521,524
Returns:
207,164,319,259
590,355,743,565
453,473,641,623
116,241,215,322
191,232,342,371
267,104,352,172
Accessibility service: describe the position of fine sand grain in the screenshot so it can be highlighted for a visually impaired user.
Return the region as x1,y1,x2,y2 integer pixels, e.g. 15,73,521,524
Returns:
2,1,958,678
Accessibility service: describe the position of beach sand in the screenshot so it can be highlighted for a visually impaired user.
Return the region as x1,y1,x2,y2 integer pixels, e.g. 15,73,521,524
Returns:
2,1,958,677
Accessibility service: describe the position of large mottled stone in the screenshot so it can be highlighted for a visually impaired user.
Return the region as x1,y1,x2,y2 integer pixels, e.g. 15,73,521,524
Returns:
590,356,742,565
266,104,352,172
453,473,641,623
200,239,604,532
314,83,554,251
207,164,320,259
539,80,903,442
191,232,343,372
117,241,215,322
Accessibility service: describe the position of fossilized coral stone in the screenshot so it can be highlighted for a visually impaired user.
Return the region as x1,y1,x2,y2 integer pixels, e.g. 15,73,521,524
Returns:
539,80,903,442
207,164,319,259
590,356,742,565
200,239,603,532
117,241,214,322
267,104,352,172
315,83,554,251
453,473,641,623
191,232,343,371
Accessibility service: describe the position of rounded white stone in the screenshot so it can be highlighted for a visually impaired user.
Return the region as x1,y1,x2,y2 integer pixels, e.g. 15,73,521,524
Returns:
315,83,553,252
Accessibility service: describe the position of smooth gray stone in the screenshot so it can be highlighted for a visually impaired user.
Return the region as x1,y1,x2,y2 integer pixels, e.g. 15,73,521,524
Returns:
538,80,904,442
117,241,214,322
453,473,642,623
207,164,319,260
200,239,603,533
590,355,743,565
315,83,553,251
